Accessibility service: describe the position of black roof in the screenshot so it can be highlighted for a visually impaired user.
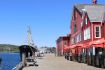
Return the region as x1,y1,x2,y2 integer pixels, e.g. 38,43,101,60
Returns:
19,45,37,53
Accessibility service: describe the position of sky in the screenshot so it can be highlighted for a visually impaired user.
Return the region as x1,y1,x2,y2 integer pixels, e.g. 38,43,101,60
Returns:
0,0,104,47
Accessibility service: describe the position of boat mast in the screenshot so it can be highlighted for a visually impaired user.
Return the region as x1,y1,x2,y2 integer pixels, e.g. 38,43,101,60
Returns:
27,26,36,58
27,26,35,47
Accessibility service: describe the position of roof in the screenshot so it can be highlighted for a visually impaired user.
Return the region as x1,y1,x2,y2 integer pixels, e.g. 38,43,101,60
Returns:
19,45,37,52
75,4,105,22
56,36,70,43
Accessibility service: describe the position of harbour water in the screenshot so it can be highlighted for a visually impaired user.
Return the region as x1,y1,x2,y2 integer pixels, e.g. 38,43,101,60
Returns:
0,53,20,70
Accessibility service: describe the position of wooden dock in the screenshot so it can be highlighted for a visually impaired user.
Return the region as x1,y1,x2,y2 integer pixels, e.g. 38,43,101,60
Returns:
23,54,105,70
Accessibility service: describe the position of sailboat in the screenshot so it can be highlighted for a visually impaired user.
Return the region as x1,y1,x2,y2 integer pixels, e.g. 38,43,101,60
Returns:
12,26,38,70
19,26,38,66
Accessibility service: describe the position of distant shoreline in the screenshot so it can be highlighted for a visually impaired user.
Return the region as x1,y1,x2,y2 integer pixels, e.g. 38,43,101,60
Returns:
0,52,20,54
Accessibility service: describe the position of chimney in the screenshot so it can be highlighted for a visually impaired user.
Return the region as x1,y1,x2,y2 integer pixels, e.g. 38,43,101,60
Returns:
93,0,97,4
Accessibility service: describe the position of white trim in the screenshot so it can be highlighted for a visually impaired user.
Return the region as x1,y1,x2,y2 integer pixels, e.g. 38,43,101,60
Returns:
91,23,93,41
94,25,101,38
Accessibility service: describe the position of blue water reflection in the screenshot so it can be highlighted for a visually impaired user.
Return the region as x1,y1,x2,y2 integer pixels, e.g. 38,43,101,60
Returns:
0,53,20,70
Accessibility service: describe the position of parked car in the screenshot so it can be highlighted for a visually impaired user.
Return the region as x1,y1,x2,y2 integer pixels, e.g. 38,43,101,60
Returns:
37,51,44,57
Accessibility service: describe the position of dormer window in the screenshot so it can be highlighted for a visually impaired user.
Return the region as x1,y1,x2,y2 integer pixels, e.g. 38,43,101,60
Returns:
74,24,77,33
85,18,88,25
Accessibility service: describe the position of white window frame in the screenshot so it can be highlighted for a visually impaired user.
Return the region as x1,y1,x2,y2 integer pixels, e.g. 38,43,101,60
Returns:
95,26,101,38
85,18,88,25
79,33,81,42
84,27,90,40
77,35,79,43
84,30,86,40
71,38,74,44
81,21,83,27
87,27,90,39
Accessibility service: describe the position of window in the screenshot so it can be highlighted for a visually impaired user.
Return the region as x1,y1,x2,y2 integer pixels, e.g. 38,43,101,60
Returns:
76,33,81,43
79,33,81,42
77,35,79,43
74,37,76,44
95,26,101,38
71,38,74,44
74,24,77,33
84,27,90,40
71,36,81,44
75,12,78,18
73,12,76,20
81,22,83,27
72,15,75,20
64,41,67,45
85,18,88,25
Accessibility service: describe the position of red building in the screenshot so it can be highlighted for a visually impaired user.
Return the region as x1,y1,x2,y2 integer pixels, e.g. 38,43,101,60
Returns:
56,35,70,56
56,0,105,68
69,0,105,67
